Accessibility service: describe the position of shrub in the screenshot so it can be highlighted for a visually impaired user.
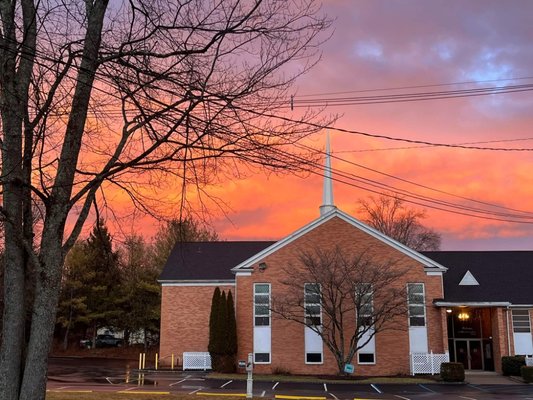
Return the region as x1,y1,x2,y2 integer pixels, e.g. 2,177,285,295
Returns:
502,356,525,376
272,366,292,375
440,362,465,382
521,366,533,383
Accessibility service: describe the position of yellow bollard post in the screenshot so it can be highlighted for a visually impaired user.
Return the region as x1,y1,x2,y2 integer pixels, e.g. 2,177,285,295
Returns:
138,353,142,370
155,353,158,370
171,354,174,370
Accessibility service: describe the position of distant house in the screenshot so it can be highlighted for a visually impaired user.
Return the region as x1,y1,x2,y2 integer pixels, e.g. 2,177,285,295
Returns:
158,147,533,375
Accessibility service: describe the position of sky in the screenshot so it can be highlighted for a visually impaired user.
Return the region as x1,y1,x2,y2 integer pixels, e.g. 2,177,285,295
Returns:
113,0,533,250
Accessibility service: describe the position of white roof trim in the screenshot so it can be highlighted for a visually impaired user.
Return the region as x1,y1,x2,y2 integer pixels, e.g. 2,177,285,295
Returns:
459,270,479,286
159,279,235,287
231,208,447,272
434,301,511,307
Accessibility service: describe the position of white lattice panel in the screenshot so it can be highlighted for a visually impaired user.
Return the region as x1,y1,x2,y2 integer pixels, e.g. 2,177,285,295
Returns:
410,352,449,375
183,352,212,370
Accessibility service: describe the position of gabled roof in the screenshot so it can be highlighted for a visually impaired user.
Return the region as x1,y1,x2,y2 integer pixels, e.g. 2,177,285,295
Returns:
423,251,533,305
232,208,447,272
159,241,274,282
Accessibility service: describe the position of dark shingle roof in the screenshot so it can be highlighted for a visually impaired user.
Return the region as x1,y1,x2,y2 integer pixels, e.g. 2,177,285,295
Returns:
423,251,533,305
159,241,274,281
159,242,533,305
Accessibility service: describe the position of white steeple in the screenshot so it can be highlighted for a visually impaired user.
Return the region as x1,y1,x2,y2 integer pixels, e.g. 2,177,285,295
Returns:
319,133,336,216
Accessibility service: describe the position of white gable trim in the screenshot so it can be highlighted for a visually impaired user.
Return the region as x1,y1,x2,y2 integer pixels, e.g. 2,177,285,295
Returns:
459,270,479,286
231,209,447,273
159,280,235,287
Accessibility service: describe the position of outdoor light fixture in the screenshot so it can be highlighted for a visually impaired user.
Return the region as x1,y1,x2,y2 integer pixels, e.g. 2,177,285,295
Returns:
457,312,470,321
446,309,452,313
258,262,267,271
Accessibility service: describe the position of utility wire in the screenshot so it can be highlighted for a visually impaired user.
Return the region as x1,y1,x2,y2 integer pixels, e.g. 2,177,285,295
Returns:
296,76,533,97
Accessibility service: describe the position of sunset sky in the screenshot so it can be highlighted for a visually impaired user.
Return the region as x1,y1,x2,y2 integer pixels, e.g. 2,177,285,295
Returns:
113,0,533,250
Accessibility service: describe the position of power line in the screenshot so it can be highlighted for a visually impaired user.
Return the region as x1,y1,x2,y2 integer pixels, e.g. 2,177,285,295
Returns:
296,76,533,97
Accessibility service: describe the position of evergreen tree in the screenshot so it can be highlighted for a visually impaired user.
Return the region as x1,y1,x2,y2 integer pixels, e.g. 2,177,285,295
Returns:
225,291,238,372
207,286,221,356
115,235,160,347
208,287,239,372
84,220,121,337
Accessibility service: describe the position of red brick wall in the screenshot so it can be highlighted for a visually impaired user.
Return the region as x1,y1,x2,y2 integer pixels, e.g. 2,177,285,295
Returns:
236,216,445,376
159,284,234,366
491,307,508,373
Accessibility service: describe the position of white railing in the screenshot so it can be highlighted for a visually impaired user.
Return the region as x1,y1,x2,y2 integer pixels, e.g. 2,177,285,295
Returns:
410,351,450,375
183,352,212,371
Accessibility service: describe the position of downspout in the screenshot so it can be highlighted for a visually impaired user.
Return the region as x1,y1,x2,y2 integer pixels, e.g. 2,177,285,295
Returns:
506,306,512,356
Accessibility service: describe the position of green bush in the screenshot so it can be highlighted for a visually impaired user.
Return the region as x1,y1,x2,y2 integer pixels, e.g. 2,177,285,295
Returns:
440,362,465,382
521,366,533,383
502,356,525,376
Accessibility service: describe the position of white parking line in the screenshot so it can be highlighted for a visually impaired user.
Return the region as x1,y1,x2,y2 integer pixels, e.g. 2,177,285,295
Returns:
105,377,115,385
189,388,202,395
323,383,327,392
56,386,71,390
328,392,339,400
418,384,436,393
459,397,477,400
220,380,233,388
272,382,280,390
261,390,266,397
467,384,487,392
370,384,382,394
395,395,411,400
170,378,190,386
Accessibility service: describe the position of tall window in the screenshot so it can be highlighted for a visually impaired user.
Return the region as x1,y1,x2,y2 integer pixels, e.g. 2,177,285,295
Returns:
407,283,426,327
254,283,270,326
356,283,373,327
304,283,322,326
512,310,531,333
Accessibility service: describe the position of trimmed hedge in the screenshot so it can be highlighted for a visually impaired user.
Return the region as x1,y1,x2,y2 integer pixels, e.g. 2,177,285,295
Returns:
521,366,533,383
502,356,525,376
440,362,465,382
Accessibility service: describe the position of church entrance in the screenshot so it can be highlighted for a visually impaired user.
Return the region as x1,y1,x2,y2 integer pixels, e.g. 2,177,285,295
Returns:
447,307,495,371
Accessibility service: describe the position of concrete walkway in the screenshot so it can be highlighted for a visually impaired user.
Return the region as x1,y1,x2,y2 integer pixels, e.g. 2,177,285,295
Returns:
465,371,521,385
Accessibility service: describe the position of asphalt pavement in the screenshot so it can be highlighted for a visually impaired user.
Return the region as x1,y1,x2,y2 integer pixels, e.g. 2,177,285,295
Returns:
47,357,533,400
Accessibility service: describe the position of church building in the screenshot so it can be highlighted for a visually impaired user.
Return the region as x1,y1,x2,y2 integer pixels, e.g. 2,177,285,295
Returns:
159,139,533,375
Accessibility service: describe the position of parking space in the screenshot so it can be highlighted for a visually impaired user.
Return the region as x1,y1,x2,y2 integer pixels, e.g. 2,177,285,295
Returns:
47,357,533,400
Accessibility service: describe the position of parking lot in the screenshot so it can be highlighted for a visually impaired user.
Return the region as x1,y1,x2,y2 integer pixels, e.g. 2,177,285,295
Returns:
47,358,533,399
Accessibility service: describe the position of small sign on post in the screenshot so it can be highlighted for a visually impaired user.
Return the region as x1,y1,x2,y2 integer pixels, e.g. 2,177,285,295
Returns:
238,360,246,369
344,363,354,374
246,353,253,398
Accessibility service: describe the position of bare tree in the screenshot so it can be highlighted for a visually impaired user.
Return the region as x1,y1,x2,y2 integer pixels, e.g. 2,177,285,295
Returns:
272,247,408,375
0,1,330,398
358,195,441,251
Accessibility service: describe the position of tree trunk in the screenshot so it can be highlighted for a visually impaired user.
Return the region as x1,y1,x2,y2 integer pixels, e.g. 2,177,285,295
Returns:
19,240,64,399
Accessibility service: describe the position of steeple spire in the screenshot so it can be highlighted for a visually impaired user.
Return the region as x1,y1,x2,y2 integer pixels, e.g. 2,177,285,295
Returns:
319,132,336,216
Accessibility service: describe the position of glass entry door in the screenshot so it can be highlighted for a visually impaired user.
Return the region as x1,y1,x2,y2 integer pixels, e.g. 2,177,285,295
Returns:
455,339,483,370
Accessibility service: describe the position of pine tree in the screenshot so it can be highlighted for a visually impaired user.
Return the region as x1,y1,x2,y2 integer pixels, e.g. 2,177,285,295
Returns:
225,290,238,372
226,291,237,355
207,286,221,356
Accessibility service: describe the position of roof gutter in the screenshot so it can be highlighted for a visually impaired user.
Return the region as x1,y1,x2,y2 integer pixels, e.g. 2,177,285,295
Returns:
433,301,511,307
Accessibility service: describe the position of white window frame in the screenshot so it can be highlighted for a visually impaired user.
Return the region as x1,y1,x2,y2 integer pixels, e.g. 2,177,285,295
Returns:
304,283,323,364
253,283,271,327
512,310,532,333
356,283,376,365
407,283,426,327
356,283,374,328
304,283,322,327
357,352,376,365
